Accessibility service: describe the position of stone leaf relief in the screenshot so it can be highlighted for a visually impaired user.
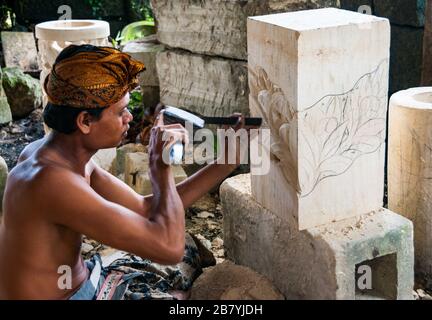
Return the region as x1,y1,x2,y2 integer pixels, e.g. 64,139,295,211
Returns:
249,60,388,197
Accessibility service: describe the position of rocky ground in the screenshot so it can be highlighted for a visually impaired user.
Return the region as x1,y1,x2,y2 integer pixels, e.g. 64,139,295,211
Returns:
0,107,44,169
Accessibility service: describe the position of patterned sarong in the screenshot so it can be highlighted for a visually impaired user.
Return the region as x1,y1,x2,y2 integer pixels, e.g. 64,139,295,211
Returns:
69,234,202,300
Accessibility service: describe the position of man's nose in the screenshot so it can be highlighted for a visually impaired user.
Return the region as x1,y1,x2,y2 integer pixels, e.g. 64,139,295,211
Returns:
125,109,133,123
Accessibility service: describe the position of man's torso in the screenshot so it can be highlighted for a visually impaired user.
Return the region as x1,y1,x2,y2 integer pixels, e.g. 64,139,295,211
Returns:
0,138,93,299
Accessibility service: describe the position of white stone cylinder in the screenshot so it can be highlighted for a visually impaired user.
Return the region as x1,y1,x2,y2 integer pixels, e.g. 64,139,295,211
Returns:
35,20,111,109
388,87,432,279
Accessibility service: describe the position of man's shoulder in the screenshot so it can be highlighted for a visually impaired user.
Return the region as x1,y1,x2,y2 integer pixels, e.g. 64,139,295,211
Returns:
17,138,45,164
11,161,86,197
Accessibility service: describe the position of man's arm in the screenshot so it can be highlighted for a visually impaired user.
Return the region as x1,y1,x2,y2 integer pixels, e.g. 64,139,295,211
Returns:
37,165,185,265
90,160,236,217
90,113,250,213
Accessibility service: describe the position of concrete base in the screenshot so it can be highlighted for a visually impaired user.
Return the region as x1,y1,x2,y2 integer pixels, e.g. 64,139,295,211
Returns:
220,174,414,300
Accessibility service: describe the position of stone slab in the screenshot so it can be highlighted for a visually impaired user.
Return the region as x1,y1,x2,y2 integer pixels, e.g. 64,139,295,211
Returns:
157,50,249,117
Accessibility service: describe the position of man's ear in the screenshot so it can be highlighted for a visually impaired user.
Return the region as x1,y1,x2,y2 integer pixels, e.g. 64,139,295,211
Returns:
76,111,92,134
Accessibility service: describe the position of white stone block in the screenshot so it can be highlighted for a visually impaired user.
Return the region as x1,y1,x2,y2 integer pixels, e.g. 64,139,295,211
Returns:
248,8,390,229
135,165,188,196
92,148,116,174
124,152,149,187
123,151,187,195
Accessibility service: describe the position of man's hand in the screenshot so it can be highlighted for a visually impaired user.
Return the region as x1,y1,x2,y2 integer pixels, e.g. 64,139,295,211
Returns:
148,112,189,169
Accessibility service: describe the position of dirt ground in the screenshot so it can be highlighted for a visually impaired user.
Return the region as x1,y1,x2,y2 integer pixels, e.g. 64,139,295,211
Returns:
0,108,44,169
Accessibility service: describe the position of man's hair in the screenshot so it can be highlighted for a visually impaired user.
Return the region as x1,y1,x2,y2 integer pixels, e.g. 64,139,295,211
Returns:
43,103,105,134
43,44,107,134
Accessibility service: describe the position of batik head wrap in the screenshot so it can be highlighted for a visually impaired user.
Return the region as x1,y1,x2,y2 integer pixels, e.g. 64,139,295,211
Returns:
44,45,145,108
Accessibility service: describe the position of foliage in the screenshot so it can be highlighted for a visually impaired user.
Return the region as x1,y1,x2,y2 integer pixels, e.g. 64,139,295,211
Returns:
116,20,155,46
130,0,154,22
128,90,144,119
0,4,13,30
84,0,104,19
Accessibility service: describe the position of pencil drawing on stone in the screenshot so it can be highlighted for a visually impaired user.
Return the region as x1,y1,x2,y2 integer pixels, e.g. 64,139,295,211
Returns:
249,59,389,197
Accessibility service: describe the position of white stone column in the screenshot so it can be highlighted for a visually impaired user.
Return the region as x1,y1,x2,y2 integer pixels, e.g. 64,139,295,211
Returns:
248,8,391,230
388,87,432,280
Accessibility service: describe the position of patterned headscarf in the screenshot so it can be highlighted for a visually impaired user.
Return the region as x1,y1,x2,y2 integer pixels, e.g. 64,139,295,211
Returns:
44,45,145,109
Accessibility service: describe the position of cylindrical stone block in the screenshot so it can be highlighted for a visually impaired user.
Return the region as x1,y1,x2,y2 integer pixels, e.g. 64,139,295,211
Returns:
388,86,432,279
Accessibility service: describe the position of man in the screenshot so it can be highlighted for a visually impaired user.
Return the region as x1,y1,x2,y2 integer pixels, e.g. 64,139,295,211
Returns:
0,45,248,299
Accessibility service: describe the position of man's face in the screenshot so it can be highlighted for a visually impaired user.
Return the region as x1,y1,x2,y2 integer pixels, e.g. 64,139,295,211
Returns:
86,93,133,149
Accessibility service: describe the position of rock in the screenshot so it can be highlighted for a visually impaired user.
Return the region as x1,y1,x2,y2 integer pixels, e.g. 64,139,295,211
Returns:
122,37,165,87
191,194,217,212
197,211,215,219
0,156,8,211
151,0,339,60
92,148,117,174
0,68,12,125
190,260,285,300
211,237,224,248
115,143,147,176
0,96,12,125
157,50,249,117
417,289,432,300
374,0,426,27
2,67,42,118
194,234,212,250
1,32,40,72
123,151,188,195
189,233,216,268
389,25,423,94
80,243,94,255
135,165,188,195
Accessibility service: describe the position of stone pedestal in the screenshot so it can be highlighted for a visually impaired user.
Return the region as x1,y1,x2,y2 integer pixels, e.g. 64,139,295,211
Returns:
221,175,414,300
388,87,432,282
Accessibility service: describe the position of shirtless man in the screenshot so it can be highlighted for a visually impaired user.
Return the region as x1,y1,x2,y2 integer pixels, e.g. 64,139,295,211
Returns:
0,45,246,299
